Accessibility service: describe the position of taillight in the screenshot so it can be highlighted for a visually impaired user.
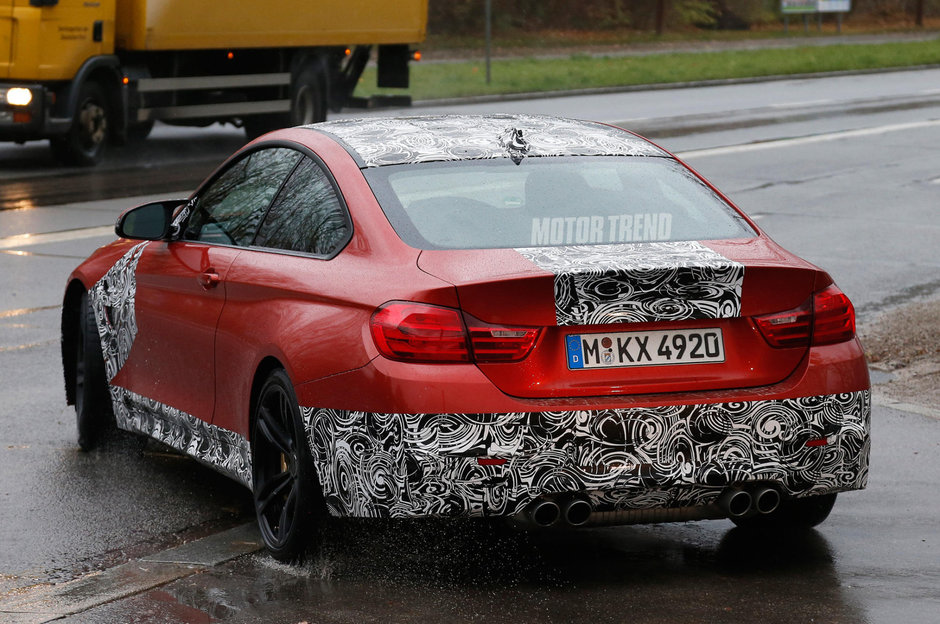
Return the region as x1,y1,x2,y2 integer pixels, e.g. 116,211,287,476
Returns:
811,284,855,345
370,302,470,362
465,316,541,362
754,285,855,348
370,302,540,363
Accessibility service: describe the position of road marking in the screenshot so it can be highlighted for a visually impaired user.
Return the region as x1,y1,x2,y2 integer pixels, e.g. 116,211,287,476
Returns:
0,306,59,319
676,119,940,159
0,226,114,251
0,339,57,353
770,99,834,109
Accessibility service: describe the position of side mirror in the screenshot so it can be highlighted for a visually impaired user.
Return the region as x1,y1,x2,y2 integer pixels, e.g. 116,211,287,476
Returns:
115,200,186,240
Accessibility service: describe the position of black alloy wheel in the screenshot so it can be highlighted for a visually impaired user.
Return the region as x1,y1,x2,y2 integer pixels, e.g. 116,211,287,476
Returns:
251,369,324,562
75,291,113,451
731,492,837,530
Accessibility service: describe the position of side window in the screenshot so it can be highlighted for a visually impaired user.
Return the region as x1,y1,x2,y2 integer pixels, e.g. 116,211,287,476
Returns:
184,148,302,246
253,157,351,256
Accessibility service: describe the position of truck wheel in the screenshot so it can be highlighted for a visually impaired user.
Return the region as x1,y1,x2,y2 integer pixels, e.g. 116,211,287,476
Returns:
75,291,113,451
251,369,326,562
289,64,326,126
127,120,155,142
51,82,111,166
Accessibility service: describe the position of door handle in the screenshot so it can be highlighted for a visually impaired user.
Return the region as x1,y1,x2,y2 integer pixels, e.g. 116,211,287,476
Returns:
198,271,221,289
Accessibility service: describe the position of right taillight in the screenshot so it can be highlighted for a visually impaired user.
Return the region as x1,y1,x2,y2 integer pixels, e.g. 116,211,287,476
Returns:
755,284,855,348
370,301,540,363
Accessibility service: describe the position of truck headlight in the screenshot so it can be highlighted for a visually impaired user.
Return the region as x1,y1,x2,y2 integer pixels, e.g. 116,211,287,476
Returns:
6,88,33,106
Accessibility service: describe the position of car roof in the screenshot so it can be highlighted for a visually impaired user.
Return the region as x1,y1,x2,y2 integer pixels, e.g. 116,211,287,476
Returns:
304,114,669,168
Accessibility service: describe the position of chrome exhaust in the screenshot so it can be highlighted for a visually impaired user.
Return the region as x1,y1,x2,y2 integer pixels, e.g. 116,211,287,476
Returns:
528,498,561,527
753,486,781,515
562,497,592,527
718,488,753,519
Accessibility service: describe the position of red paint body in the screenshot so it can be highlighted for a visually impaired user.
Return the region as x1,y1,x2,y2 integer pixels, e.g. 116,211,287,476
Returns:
66,125,869,444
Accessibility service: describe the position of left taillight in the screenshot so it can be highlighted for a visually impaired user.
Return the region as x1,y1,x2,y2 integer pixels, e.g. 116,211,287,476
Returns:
754,284,855,348
370,301,540,363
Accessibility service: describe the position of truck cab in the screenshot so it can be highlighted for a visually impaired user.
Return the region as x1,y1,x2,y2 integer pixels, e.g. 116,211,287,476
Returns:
1,0,425,165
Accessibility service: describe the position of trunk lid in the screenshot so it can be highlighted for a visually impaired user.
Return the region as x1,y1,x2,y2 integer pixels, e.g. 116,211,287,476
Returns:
417,238,820,399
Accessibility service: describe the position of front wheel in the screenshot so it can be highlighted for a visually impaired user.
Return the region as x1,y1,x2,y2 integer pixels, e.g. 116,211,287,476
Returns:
251,369,325,562
731,493,837,530
50,81,111,166
75,291,113,451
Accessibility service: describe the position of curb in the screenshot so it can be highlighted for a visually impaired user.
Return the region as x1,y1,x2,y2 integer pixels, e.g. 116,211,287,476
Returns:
411,63,940,110
0,523,263,623
872,392,940,420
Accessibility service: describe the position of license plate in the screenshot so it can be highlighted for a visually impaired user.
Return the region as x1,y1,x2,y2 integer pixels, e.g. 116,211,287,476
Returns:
566,328,725,369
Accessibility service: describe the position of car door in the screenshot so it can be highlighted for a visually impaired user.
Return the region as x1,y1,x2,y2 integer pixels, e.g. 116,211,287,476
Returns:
211,154,358,438
116,146,303,423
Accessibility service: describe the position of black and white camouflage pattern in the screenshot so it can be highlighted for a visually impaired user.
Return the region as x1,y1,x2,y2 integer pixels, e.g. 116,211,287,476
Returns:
110,387,252,487
301,391,870,519
311,114,667,168
87,242,252,487
516,242,744,325
88,242,148,381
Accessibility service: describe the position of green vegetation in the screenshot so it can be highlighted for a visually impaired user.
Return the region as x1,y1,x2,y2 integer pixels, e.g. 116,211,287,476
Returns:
357,38,940,101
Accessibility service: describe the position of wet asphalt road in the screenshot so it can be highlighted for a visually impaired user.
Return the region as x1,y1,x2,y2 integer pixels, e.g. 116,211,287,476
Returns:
48,403,940,624
1,70,939,622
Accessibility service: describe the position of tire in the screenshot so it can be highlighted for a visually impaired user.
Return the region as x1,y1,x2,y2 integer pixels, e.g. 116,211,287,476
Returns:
50,82,111,166
127,120,155,142
289,64,326,127
75,291,113,451
731,493,837,530
251,369,325,562
243,62,326,139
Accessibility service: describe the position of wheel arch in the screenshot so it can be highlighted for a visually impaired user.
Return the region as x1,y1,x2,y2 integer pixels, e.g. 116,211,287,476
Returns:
248,356,290,440
61,279,88,407
56,56,127,143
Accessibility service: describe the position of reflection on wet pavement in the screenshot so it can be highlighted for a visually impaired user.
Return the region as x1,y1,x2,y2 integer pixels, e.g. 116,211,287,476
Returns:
68,518,864,624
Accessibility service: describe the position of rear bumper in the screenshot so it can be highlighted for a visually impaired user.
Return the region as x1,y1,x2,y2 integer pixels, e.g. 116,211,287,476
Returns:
300,389,870,520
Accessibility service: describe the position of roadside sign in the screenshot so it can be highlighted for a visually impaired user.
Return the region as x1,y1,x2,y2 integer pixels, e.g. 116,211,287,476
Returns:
782,0,850,13
818,0,851,11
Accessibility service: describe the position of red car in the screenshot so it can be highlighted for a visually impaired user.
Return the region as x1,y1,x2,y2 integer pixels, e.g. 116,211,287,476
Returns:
62,115,870,561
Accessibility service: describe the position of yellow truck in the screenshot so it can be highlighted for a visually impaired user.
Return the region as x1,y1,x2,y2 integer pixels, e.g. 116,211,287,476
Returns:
0,0,427,164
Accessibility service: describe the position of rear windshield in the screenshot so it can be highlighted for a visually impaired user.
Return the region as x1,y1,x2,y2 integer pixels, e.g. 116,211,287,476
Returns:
363,156,755,250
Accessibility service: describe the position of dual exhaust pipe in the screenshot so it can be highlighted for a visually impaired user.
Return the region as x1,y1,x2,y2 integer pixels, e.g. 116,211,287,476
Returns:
718,485,781,519
523,484,782,528
528,495,593,528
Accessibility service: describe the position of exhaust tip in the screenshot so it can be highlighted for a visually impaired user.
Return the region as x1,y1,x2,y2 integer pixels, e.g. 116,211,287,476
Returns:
754,487,781,515
719,488,753,519
563,497,592,527
529,498,561,527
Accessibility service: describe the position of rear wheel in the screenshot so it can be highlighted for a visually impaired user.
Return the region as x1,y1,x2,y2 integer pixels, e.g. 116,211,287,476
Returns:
289,64,326,127
251,369,325,562
731,493,837,530
75,291,113,451
127,120,155,142
243,61,326,139
51,81,111,166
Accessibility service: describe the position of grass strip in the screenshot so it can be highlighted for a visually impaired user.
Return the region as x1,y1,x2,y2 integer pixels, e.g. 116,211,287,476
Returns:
356,39,940,101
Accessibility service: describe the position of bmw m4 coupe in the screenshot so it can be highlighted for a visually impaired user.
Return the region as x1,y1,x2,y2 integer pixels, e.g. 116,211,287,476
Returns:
62,115,870,561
